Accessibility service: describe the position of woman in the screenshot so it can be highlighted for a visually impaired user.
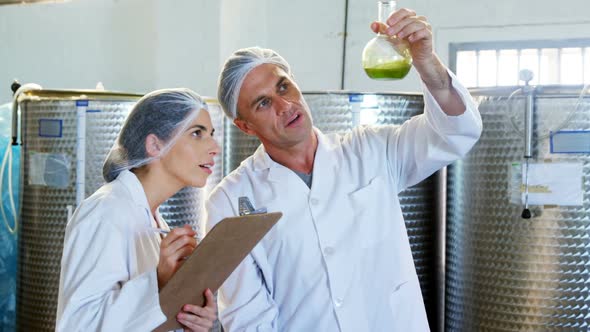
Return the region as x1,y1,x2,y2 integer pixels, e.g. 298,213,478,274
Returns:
56,88,220,331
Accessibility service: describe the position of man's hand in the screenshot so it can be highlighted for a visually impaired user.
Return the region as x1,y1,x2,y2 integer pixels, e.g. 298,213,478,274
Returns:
371,8,434,68
371,8,465,115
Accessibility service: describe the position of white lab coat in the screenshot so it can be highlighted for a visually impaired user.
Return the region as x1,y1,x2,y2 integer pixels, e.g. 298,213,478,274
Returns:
56,170,169,331
205,72,483,332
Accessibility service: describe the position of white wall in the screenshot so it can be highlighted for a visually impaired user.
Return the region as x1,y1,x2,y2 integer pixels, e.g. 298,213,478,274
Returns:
344,0,590,92
153,0,220,98
220,0,346,92
1,0,589,104
218,0,590,93
0,0,156,102
0,0,220,103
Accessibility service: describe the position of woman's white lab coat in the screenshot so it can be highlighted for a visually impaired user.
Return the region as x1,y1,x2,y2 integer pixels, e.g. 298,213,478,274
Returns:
56,170,168,331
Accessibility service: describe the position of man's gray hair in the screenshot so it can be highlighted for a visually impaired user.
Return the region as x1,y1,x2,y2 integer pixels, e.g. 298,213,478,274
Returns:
217,47,292,120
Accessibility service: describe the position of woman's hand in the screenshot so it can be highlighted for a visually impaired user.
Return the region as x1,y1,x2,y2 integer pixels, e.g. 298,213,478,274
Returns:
157,224,197,289
178,288,218,332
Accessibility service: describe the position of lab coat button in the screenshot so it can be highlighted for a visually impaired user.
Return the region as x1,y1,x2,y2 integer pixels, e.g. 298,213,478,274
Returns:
334,298,343,307
310,198,319,205
324,246,334,256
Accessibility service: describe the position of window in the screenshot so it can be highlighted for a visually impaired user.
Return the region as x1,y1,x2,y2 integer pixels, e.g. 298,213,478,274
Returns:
450,39,590,87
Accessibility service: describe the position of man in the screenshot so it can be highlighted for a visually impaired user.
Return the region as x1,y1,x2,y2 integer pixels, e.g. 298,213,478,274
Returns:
205,8,482,331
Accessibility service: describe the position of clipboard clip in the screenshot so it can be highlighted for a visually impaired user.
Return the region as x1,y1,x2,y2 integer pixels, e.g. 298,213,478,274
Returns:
239,196,267,216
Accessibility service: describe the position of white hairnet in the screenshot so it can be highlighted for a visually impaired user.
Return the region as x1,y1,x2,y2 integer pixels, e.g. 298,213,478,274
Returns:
103,88,208,182
217,46,292,120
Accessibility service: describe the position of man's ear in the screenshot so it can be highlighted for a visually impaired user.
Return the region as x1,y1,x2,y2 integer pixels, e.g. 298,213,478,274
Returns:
233,118,257,136
145,133,162,158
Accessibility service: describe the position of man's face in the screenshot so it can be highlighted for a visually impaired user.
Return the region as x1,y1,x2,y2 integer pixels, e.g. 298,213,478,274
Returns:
234,63,314,150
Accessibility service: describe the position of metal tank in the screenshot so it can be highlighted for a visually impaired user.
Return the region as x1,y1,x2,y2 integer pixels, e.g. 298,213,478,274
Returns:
223,91,443,331
15,89,223,331
446,85,590,331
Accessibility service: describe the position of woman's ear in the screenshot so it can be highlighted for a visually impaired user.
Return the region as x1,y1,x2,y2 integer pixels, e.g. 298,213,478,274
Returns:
145,133,162,158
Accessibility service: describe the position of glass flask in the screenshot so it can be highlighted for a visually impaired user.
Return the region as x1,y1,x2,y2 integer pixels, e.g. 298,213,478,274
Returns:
362,0,412,80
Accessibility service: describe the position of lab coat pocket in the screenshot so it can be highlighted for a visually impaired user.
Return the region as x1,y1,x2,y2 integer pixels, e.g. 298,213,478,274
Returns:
348,176,393,248
389,278,429,331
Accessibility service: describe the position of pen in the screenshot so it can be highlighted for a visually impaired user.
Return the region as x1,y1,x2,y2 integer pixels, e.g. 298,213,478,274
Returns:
151,227,198,237
152,228,170,235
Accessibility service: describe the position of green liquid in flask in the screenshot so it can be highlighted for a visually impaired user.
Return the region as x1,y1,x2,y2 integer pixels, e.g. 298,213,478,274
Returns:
364,60,412,80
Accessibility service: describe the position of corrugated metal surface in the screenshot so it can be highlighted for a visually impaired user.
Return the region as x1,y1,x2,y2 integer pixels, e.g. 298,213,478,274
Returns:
446,86,590,331
18,95,137,331
223,91,440,329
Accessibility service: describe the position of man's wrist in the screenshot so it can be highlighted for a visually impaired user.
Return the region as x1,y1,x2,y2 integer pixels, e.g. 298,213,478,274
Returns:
414,54,452,91
422,72,451,91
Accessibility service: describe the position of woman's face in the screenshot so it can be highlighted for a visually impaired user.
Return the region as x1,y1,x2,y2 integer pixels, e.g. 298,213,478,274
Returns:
159,109,220,188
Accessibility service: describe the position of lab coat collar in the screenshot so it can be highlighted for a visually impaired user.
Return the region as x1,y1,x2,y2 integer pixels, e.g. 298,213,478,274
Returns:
115,170,165,228
250,144,272,172
250,127,340,185
309,128,340,195
116,170,151,209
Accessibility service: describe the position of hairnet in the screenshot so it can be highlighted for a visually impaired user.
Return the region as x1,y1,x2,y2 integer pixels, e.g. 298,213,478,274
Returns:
217,46,292,120
102,88,208,182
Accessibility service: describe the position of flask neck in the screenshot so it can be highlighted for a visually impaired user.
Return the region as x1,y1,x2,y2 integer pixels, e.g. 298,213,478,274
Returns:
378,1,397,24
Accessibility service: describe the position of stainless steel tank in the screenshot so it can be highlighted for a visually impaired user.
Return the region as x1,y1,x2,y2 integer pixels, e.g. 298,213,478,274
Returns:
446,86,590,331
16,90,139,331
223,91,443,330
16,90,223,331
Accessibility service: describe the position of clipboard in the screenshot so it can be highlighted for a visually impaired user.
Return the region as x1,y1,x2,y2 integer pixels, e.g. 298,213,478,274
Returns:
154,212,282,332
